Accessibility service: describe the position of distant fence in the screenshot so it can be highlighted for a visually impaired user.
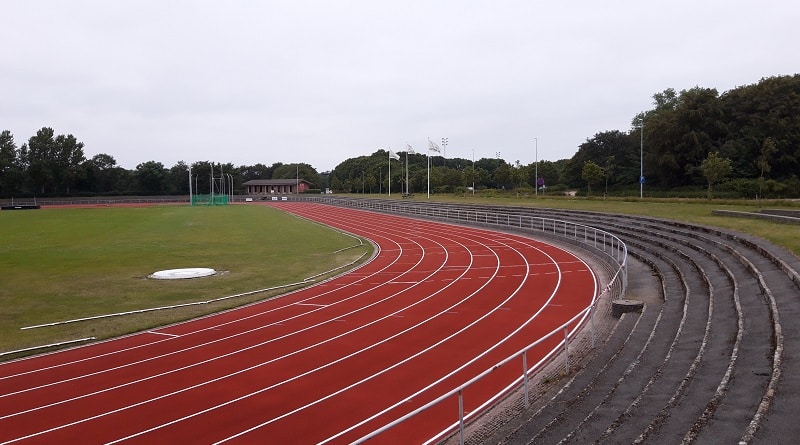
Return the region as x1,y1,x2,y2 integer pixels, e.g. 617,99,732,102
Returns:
191,194,229,206
0,196,189,207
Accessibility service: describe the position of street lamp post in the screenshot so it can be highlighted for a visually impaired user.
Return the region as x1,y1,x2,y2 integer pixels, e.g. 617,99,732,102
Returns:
640,117,644,199
534,138,538,197
442,137,448,158
187,166,192,206
472,148,475,196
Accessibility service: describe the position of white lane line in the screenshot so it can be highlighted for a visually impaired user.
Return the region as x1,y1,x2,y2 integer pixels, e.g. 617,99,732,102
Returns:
0,338,97,358
0,235,411,399
146,332,180,338
97,216,505,444
254,203,593,445
0,211,418,387
6,204,592,444
1,209,458,438
2,250,394,382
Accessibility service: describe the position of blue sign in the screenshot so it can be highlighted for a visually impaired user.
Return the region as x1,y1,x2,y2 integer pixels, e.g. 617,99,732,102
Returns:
537,178,545,186
639,176,645,184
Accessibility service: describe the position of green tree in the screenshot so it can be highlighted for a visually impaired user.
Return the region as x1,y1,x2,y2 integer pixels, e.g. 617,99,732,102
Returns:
273,163,319,189
190,161,214,194
510,160,528,189
604,156,616,196
52,133,85,194
653,88,679,111
492,162,513,190
0,130,21,196
757,137,777,198
167,161,192,194
237,163,273,182
581,160,604,196
700,151,732,199
17,127,86,194
475,158,505,189
19,127,57,194
720,75,800,181
80,153,121,193
645,87,727,187
526,160,560,192
135,161,167,194
562,130,637,188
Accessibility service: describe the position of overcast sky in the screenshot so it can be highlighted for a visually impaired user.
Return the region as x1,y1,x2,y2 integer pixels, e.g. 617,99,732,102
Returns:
2,1,798,172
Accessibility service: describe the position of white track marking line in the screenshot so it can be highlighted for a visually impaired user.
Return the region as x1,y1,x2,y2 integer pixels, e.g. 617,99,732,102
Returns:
0,235,427,407
26,211,485,443
4,202,592,444
146,332,179,338
0,214,423,391
2,208,466,435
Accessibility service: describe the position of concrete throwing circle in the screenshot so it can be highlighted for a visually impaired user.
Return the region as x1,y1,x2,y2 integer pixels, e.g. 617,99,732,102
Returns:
149,268,217,280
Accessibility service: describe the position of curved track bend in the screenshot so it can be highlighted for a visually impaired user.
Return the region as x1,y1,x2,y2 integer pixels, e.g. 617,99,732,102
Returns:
307,197,800,445
0,203,596,444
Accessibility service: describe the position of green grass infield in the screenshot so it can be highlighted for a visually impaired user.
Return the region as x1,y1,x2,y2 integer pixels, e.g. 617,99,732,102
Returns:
0,204,372,359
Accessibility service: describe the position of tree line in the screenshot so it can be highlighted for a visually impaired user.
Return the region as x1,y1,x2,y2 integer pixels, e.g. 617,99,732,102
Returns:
0,127,324,198
561,74,800,198
332,75,800,198
2,74,798,199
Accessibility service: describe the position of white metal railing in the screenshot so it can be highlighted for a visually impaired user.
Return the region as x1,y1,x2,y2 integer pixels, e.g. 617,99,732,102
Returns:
299,196,627,444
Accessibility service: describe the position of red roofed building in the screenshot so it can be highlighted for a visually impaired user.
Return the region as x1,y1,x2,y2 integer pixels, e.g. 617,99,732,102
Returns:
242,179,312,195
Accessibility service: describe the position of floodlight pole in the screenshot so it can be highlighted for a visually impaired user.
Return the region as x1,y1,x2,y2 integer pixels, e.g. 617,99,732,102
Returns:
405,150,409,195
427,144,430,199
640,118,644,199
220,164,225,198
188,166,192,206
472,148,475,196
534,138,538,197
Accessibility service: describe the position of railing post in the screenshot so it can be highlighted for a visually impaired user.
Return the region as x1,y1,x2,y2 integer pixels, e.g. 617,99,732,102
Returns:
523,350,530,409
564,327,570,374
458,389,465,445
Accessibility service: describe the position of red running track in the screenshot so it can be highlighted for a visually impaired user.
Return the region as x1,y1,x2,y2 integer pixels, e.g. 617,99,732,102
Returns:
0,202,597,444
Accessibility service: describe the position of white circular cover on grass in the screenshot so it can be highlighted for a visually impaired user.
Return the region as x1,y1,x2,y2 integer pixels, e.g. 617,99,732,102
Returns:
150,268,217,280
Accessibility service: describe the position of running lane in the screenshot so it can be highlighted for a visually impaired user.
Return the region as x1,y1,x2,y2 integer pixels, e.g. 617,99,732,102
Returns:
0,202,596,444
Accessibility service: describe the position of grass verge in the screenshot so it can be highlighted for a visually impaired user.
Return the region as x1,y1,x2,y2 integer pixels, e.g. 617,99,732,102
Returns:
0,204,371,359
420,194,800,256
